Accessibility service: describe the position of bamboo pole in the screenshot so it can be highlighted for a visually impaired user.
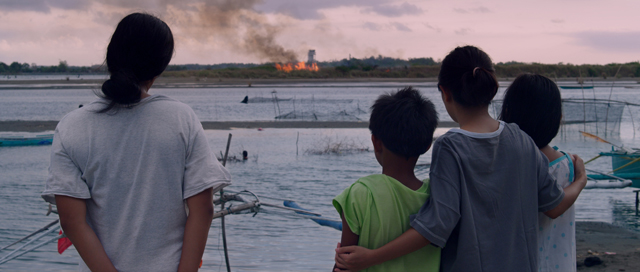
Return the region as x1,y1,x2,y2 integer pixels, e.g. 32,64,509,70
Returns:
0,219,58,251
584,154,601,165
212,201,260,220
0,234,63,265
608,156,640,174
220,133,232,272
0,227,58,263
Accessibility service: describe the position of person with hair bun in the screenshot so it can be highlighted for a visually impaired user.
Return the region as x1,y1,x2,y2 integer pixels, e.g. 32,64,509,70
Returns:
42,13,230,272
335,46,587,272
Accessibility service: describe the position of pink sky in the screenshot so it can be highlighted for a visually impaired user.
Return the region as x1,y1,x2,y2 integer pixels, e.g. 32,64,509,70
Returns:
0,0,638,66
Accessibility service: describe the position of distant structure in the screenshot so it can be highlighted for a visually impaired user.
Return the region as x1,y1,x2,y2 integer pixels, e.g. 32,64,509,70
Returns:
307,49,316,63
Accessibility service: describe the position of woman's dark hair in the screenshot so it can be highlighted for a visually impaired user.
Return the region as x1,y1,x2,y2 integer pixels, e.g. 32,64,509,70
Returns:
369,87,439,158
99,13,174,112
499,74,562,148
438,46,499,107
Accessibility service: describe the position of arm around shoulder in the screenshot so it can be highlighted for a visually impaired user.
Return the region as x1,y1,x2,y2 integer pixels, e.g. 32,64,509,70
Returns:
543,154,587,219
334,228,430,272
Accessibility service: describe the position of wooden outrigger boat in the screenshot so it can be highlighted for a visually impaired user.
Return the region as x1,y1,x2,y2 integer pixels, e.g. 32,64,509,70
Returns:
581,132,638,188
586,148,640,188
0,134,53,147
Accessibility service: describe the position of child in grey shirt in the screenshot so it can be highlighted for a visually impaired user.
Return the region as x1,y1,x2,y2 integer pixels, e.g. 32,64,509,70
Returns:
334,46,587,272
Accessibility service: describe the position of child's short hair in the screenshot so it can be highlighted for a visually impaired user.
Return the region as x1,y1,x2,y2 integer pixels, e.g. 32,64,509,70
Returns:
499,74,562,148
369,87,439,158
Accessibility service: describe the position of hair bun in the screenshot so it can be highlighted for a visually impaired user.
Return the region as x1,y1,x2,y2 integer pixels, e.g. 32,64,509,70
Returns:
460,67,498,106
438,46,499,107
100,70,141,108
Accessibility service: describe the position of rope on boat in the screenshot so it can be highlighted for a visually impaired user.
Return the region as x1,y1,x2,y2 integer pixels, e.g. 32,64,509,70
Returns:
212,191,341,230
223,189,297,202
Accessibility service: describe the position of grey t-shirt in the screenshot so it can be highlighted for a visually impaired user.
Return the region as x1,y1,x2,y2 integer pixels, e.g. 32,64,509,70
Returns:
42,94,231,272
410,121,564,272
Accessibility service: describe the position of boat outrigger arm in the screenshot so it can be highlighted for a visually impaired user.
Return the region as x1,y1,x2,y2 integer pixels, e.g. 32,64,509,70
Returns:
0,189,342,267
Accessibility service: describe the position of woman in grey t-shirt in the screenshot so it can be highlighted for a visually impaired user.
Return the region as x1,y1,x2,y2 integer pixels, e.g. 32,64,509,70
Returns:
42,13,230,271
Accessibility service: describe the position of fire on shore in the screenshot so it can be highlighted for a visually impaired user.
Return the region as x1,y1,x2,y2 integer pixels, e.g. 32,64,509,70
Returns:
275,62,319,72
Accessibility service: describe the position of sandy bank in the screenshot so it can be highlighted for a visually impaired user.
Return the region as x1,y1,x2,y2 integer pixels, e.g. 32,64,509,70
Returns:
0,120,459,132
576,221,640,271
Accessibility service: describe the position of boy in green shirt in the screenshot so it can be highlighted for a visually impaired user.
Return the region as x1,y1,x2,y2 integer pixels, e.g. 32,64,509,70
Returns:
333,87,441,272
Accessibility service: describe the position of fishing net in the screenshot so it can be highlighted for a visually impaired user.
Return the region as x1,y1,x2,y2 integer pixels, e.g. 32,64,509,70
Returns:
273,97,367,121
275,110,363,121
491,99,627,137
560,99,625,137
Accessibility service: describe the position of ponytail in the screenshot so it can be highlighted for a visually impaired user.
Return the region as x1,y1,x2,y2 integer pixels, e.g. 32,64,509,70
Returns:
438,46,499,108
99,70,142,113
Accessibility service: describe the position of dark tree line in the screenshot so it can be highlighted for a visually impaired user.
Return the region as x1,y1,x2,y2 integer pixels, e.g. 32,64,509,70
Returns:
0,60,103,74
3,57,639,80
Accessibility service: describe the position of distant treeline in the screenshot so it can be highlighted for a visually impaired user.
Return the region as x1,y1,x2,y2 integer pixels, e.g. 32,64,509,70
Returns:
0,60,104,74
164,58,640,80
3,57,640,80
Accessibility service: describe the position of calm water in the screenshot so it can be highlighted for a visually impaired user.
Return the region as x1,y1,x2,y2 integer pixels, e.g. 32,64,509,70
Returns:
2,81,640,271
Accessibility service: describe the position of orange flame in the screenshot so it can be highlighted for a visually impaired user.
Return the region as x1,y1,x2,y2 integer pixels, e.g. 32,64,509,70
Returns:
276,62,319,72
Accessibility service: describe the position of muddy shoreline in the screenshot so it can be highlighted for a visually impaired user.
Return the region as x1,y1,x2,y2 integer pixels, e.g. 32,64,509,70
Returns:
576,221,640,271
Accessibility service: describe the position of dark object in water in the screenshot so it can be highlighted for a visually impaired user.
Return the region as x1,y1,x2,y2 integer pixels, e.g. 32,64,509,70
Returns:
79,104,83,108
559,86,594,89
584,256,603,267
242,150,248,160
241,96,248,104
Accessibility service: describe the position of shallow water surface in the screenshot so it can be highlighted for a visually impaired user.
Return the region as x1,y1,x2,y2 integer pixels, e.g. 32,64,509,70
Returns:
2,82,640,270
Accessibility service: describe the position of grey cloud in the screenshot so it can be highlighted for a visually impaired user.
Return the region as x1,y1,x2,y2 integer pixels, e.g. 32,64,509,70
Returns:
256,0,393,20
0,0,89,13
470,6,490,13
424,23,442,33
363,2,424,17
1,0,419,20
391,22,411,32
572,31,640,52
453,6,491,14
455,28,471,35
362,22,382,31
453,8,467,14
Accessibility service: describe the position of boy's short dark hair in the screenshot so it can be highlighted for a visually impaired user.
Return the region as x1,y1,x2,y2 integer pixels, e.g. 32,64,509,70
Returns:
499,73,562,148
369,87,439,158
